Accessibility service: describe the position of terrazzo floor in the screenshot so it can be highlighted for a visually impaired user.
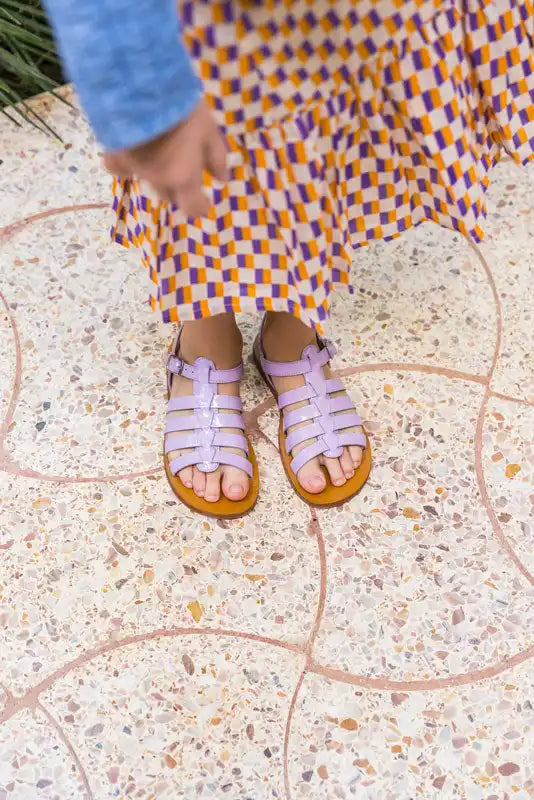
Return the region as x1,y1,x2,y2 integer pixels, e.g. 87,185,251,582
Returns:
0,89,533,800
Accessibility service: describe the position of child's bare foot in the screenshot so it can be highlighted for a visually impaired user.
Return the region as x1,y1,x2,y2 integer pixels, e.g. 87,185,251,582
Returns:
166,315,250,504
261,312,364,494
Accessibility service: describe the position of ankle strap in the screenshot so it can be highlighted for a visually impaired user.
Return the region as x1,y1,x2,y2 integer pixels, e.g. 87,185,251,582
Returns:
260,339,337,378
167,354,244,383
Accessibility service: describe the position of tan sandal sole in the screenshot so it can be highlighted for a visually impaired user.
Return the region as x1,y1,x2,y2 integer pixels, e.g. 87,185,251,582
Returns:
254,349,371,507
164,439,260,519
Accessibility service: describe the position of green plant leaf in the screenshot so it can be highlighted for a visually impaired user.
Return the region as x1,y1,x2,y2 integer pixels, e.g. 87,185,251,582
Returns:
0,0,64,137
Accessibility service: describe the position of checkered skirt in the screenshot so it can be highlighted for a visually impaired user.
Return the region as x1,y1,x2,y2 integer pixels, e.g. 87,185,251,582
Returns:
111,0,534,329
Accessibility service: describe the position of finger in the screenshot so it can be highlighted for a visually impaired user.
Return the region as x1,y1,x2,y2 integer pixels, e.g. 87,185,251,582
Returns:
155,187,175,205
154,182,209,216
160,147,211,216
173,185,211,218
204,128,229,183
102,152,132,178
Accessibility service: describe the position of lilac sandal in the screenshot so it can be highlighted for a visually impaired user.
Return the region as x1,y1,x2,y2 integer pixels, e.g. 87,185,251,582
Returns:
253,329,371,506
164,329,259,518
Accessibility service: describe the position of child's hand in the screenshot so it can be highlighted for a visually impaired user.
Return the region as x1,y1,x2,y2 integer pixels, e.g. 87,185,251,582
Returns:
103,99,228,217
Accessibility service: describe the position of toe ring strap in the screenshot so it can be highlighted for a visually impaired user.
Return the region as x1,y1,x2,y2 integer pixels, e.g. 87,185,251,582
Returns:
169,448,253,479
287,432,367,475
336,432,367,449
289,439,328,476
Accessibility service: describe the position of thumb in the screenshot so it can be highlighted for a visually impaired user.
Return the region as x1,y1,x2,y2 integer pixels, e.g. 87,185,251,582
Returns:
204,128,229,183
102,152,132,177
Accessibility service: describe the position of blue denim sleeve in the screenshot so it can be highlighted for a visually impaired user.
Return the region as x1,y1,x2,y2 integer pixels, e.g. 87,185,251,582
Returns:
42,0,203,150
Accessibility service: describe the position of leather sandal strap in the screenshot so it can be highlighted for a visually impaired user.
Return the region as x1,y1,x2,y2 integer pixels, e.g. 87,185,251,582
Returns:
168,448,253,478
166,394,243,413
283,404,319,431
332,412,363,431
328,395,355,413
259,344,332,379
165,412,245,435
167,354,244,384
336,432,367,449
165,430,248,455
290,439,330,476
285,422,324,453
277,384,315,409
213,450,254,477
165,431,249,455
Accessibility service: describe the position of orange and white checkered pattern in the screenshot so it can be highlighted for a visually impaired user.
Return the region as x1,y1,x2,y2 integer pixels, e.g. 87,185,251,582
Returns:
111,0,534,329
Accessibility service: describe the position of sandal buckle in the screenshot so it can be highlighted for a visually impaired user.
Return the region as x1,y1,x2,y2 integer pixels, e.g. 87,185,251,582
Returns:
167,354,184,376
325,340,337,360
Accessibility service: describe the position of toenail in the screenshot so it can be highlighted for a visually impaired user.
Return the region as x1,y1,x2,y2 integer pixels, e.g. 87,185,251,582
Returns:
229,484,243,496
310,476,323,487
333,478,345,486
184,481,192,488
206,494,217,502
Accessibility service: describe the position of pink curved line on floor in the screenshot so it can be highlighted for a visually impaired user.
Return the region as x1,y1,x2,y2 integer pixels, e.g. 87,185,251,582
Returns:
0,627,305,726
37,702,94,800
283,669,306,800
309,643,534,691
0,291,22,454
1,628,531,736
0,203,108,242
0,256,163,486
467,240,502,382
1,460,161,484
469,240,534,585
244,394,276,428
306,510,327,654
1,254,159,487
335,362,488,385
283,510,328,800
0,286,159,485
489,389,534,407
474,402,534,583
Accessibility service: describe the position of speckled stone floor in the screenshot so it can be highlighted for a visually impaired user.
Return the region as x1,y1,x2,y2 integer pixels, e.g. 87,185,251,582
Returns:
0,89,533,800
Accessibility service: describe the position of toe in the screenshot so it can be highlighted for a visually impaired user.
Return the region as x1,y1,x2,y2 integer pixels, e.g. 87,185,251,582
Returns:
204,470,222,503
192,467,206,498
339,448,355,480
297,458,327,494
178,465,193,489
349,444,363,469
221,466,249,501
321,455,347,487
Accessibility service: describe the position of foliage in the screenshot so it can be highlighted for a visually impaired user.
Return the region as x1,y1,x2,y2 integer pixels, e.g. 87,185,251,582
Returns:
0,0,66,135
